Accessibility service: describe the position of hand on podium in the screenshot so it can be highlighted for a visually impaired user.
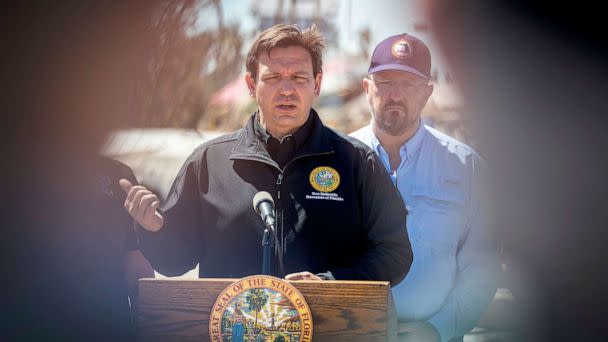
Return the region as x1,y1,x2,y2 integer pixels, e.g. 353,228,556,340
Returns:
285,271,322,281
119,179,164,232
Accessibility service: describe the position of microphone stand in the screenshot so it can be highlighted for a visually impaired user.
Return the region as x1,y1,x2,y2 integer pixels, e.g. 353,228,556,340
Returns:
261,228,272,275
253,192,277,276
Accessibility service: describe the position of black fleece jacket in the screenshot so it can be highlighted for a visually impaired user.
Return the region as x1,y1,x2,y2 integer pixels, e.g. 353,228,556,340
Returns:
139,110,412,286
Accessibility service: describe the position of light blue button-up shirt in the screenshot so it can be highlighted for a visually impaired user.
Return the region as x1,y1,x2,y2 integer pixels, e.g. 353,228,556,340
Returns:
351,122,499,341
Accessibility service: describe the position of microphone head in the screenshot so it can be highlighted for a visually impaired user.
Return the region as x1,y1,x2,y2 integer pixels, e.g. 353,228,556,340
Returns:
253,191,274,213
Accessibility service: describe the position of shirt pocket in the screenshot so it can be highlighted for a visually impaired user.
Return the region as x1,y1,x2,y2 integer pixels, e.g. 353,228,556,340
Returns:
406,183,468,256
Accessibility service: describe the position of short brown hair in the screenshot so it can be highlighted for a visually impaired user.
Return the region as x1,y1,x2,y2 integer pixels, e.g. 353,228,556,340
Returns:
246,24,325,80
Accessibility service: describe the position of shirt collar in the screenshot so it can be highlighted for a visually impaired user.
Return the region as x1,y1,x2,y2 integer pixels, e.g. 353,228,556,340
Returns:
370,127,382,157
370,119,426,170
403,120,426,161
253,110,314,152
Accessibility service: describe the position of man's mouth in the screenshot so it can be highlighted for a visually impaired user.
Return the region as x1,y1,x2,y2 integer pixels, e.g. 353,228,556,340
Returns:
385,105,406,112
276,104,297,110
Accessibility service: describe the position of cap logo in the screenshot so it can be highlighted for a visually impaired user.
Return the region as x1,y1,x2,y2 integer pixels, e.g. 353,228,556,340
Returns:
392,39,412,59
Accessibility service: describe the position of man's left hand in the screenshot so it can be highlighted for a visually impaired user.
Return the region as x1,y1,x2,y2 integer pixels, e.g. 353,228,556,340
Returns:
284,271,322,280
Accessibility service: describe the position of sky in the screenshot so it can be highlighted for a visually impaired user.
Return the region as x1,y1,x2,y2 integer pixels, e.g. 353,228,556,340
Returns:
196,0,439,57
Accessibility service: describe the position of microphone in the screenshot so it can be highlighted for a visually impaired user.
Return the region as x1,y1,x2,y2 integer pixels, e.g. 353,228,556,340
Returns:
253,191,276,231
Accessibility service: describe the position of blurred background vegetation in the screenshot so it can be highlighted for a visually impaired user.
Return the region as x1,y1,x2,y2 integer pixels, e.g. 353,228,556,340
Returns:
103,0,467,199
125,0,464,136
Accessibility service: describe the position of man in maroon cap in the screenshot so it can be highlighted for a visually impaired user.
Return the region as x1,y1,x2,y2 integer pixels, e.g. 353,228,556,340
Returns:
351,33,500,342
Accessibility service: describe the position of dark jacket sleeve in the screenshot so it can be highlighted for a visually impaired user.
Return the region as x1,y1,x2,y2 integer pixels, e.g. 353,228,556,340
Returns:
137,151,204,276
330,151,413,286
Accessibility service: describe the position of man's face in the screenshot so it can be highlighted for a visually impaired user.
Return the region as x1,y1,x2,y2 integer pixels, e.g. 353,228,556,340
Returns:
363,69,433,137
245,46,322,139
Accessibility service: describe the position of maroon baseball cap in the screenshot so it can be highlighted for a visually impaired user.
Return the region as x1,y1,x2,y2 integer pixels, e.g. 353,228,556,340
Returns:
368,33,431,80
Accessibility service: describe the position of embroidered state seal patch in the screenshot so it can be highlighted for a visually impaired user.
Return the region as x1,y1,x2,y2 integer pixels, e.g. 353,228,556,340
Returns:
309,166,340,193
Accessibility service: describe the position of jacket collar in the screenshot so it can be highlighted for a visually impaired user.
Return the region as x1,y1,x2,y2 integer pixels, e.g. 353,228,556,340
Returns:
253,111,313,152
229,109,334,165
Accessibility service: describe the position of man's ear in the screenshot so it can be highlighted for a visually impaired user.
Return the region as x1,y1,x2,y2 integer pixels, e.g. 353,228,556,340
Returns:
245,72,256,97
423,83,434,103
362,76,370,94
313,73,323,96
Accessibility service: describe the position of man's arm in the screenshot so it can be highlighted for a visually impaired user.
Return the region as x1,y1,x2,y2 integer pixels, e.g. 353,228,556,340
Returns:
427,157,500,341
121,153,205,277
114,159,155,320
329,152,413,286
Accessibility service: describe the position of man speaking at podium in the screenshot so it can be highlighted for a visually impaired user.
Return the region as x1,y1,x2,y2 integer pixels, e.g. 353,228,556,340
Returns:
120,24,412,285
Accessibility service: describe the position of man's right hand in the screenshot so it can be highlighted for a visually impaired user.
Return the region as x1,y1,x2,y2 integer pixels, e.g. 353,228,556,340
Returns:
119,179,164,232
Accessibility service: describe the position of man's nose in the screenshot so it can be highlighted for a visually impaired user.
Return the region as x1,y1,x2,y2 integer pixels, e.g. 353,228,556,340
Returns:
388,86,404,100
278,79,296,96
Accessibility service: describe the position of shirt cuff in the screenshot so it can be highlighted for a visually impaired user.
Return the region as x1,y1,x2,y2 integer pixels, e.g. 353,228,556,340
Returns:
316,271,335,280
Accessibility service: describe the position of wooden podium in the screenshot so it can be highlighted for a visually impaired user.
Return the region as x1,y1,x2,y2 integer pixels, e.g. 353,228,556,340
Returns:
137,278,397,341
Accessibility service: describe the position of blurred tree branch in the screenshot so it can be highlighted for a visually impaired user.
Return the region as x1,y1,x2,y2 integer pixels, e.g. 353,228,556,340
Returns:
136,0,242,128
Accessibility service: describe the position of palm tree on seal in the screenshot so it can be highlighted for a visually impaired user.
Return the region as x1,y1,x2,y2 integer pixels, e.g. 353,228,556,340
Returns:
246,288,268,333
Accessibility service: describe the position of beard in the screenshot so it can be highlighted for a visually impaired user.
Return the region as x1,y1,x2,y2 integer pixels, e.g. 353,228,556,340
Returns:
374,103,417,136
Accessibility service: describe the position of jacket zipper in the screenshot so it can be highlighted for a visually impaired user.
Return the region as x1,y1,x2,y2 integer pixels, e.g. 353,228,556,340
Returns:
276,172,284,275
232,151,334,276
275,152,333,275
